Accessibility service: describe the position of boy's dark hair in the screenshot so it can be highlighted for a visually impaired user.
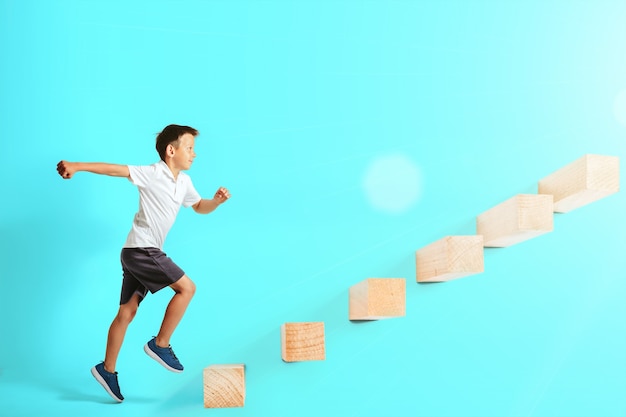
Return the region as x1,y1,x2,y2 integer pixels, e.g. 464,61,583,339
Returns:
156,124,199,161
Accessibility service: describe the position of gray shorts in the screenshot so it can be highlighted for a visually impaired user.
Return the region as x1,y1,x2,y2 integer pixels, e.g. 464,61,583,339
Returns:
120,247,185,305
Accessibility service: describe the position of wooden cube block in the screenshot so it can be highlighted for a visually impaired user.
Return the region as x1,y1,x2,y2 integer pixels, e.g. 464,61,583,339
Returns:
281,322,325,362
349,278,406,320
538,154,619,213
416,236,484,283
203,364,245,408
477,194,554,247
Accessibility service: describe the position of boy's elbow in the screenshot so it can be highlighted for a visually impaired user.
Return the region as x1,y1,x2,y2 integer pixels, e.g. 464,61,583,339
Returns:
192,200,210,214
193,200,218,215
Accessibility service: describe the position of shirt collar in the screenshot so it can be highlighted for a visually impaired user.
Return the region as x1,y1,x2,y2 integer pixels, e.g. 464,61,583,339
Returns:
157,160,177,182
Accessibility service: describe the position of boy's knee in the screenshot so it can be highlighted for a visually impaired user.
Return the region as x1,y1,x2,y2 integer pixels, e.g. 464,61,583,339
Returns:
117,307,137,324
177,276,196,298
117,302,139,323
185,278,196,297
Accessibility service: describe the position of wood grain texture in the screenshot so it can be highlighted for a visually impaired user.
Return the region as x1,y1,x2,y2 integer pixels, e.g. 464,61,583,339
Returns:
538,154,619,213
203,364,245,408
416,236,484,283
477,194,554,247
281,322,326,362
349,278,406,320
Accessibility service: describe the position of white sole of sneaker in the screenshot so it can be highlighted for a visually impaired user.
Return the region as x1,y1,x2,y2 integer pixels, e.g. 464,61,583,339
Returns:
143,343,184,373
90,366,123,403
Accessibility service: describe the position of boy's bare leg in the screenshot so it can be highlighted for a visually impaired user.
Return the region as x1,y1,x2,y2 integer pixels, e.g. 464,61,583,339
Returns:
103,293,141,373
155,275,196,348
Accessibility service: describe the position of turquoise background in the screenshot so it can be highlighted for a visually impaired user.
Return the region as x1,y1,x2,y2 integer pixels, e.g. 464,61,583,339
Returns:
1,0,625,416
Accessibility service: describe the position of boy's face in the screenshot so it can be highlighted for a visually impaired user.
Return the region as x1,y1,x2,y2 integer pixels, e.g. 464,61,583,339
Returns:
169,133,196,171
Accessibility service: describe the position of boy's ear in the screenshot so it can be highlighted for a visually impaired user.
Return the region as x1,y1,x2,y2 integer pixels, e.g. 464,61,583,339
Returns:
166,143,175,156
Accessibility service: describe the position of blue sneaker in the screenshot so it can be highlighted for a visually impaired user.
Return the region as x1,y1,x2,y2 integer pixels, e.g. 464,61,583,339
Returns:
91,362,124,402
144,337,184,373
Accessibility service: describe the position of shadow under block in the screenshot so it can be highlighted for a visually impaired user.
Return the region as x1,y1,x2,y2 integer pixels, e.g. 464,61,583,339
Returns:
281,322,326,362
477,194,554,247
538,154,620,213
203,364,245,408
349,278,406,320
416,236,484,283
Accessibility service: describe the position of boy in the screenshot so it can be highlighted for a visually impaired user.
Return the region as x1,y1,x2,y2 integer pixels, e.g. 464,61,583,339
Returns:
56,124,230,402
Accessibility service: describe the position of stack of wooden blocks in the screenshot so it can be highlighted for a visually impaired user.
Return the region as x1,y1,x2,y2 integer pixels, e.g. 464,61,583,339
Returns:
416,154,619,282
203,154,619,409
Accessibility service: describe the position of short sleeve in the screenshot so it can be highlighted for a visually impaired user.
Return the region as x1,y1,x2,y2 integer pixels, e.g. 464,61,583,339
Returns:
183,177,202,208
128,165,155,187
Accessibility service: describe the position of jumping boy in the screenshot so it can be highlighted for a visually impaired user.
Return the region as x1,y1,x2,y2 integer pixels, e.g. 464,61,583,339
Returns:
56,124,230,402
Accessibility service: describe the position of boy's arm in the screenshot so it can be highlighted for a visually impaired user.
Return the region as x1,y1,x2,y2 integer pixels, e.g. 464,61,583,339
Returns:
57,161,130,179
193,186,231,214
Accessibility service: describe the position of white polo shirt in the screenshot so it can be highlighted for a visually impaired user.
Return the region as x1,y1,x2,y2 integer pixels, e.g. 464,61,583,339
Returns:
123,161,201,249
